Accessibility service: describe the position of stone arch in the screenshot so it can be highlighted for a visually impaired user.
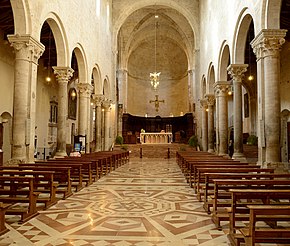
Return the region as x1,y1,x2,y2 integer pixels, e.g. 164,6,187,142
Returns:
92,65,102,94
10,0,31,34
38,13,69,66
72,44,88,84
218,41,231,81
113,0,198,50
207,63,215,94
232,8,255,64
262,0,282,29
103,77,111,98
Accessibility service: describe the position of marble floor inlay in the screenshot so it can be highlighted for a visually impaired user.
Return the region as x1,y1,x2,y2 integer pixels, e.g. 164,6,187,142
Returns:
0,158,241,245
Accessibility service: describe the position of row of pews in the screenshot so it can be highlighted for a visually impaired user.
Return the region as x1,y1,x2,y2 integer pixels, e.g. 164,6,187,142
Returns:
0,150,129,235
176,150,290,246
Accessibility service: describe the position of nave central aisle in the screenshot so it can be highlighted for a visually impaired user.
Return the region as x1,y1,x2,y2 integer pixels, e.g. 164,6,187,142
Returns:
0,158,229,246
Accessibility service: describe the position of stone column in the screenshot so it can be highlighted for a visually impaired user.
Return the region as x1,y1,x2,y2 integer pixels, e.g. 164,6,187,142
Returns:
117,69,128,113
77,83,93,153
188,69,195,112
53,67,74,157
200,99,208,151
8,34,45,162
214,81,231,156
93,94,104,152
251,29,287,163
228,64,248,160
205,94,215,153
103,99,111,150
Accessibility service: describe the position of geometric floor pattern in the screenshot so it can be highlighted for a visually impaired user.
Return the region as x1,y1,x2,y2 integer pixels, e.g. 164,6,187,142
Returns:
0,157,271,246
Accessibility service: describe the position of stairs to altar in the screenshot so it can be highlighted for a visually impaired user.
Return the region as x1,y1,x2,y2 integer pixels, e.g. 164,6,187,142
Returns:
125,143,189,159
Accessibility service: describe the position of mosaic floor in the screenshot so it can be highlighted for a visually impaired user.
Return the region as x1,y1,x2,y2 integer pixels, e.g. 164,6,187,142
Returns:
0,157,279,246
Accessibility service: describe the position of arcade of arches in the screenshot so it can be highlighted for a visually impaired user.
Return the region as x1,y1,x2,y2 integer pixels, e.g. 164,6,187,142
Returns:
0,0,290,244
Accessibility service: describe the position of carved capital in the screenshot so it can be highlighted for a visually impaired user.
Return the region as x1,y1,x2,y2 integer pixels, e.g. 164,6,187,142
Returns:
8,34,45,64
53,67,74,84
102,99,112,110
205,94,215,106
214,81,231,97
251,29,287,60
200,99,208,109
227,64,248,83
77,83,93,97
93,94,105,106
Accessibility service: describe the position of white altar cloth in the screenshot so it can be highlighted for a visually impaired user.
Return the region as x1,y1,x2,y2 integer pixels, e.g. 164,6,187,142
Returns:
140,132,173,144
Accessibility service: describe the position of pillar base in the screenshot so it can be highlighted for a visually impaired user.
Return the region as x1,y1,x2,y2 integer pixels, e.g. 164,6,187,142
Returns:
262,162,290,173
232,152,247,163
208,149,215,153
54,150,67,158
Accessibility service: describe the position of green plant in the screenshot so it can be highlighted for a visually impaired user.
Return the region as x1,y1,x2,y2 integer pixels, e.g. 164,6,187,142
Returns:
188,135,198,148
115,135,124,145
247,135,258,146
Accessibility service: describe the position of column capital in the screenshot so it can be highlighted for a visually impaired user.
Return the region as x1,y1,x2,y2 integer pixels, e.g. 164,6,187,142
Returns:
53,67,74,84
77,83,93,97
8,34,45,64
103,99,112,110
205,94,215,106
227,64,248,83
214,81,231,97
251,29,287,60
93,94,105,106
200,98,208,108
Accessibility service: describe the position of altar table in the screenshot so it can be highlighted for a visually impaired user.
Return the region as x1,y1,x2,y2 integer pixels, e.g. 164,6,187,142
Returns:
140,132,173,144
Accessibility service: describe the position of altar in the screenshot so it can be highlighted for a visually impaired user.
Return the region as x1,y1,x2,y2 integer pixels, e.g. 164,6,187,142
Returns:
140,132,173,144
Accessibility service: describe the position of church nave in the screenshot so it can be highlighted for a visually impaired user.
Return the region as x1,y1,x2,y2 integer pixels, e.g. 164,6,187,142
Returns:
0,158,229,246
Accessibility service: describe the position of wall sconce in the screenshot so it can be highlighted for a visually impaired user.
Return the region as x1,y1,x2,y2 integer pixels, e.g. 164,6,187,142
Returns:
71,89,77,100
228,85,233,96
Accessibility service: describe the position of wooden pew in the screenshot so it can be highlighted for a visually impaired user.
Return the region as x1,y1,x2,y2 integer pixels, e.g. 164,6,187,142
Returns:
240,205,290,246
0,202,11,235
17,164,72,199
0,169,57,209
34,161,85,191
0,176,39,222
211,179,290,230
203,173,290,214
227,189,290,245
185,160,243,187
195,165,258,199
195,167,273,199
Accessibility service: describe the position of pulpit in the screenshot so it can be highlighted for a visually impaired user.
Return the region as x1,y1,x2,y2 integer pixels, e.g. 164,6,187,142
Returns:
140,132,173,144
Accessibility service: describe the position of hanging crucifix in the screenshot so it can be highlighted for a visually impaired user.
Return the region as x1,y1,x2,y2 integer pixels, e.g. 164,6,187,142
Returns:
149,95,164,112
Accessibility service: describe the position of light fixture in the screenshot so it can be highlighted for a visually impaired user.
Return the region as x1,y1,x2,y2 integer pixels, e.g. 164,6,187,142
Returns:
45,30,52,83
150,8,161,91
228,85,233,95
71,89,76,100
